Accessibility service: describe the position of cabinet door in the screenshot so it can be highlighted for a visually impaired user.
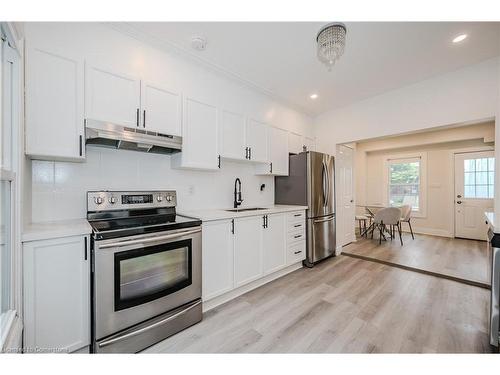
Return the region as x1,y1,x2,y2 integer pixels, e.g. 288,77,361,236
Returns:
269,127,289,176
234,216,263,287
85,62,140,127
202,220,234,300
172,96,219,170
25,45,85,161
303,137,315,152
246,119,269,163
141,81,182,136
288,132,303,154
263,213,286,274
219,110,247,161
23,235,90,353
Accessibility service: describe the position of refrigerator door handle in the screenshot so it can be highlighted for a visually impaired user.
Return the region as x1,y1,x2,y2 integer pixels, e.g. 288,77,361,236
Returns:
313,215,334,224
322,161,327,207
325,160,330,208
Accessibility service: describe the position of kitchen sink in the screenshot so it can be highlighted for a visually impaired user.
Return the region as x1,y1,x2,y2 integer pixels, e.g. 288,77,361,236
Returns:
225,207,268,212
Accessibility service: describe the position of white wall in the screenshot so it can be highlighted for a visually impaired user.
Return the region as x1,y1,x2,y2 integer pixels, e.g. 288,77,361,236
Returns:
314,58,499,154
356,124,494,237
25,23,313,223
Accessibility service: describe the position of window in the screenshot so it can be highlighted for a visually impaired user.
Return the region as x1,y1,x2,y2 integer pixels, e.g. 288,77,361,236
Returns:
463,157,495,199
0,30,19,350
388,158,421,211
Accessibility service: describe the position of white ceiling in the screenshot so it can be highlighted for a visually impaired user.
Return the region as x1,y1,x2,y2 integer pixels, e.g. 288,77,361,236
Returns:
119,22,500,116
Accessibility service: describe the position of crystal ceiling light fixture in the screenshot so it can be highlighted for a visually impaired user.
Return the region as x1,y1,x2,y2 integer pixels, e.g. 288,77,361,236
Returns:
316,22,347,71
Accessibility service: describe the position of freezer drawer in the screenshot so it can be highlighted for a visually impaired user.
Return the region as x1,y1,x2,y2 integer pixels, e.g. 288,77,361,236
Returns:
306,214,336,266
489,229,500,348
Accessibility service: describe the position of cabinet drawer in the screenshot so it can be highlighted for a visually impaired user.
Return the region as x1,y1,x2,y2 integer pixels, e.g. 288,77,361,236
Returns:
287,211,305,223
287,228,305,244
287,241,306,264
288,221,305,232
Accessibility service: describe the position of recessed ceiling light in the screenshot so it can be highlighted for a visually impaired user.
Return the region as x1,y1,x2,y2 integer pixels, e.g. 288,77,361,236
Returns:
310,94,318,99
452,34,467,43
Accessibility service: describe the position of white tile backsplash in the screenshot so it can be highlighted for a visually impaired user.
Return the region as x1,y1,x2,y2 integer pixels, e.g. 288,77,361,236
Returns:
31,147,275,222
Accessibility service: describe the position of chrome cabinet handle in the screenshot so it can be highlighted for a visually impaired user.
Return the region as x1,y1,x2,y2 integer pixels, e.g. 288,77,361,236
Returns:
98,300,201,348
99,227,201,249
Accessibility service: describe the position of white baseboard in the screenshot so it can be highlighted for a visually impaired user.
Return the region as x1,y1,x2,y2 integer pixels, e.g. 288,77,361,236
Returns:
335,245,343,255
202,262,303,312
401,226,453,238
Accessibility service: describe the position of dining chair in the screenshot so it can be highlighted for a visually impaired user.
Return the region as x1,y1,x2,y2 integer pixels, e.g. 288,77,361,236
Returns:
400,204,414,240
372,207,403,245
355,215,369,237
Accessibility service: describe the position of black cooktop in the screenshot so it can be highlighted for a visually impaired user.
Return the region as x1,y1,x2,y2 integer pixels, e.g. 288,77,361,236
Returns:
88,208,201,240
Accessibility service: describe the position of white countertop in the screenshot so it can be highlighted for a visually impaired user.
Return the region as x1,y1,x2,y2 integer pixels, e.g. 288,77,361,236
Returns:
22,219,92,242
179,205,308,222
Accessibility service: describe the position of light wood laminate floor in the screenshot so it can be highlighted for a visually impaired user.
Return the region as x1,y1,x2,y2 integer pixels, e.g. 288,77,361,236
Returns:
343,233,490,286
145,256,492,353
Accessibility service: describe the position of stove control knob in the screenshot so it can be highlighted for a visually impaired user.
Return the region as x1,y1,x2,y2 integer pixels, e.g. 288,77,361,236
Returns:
166,195,173,203
156,195,163,202
94,196,104,205
109,196,117,204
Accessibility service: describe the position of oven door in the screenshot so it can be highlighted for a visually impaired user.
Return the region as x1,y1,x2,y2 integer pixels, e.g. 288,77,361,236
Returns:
93,226,202,340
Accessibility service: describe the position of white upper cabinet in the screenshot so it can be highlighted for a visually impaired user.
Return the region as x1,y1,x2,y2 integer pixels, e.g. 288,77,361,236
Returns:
219,110,247,161
303,137,316,152
140,81,182,136
246,119,269,163
256,126,289,176
262,213,286,274
25,45,85,161
288,132,303,154
171,96,219,170
234,216,263,287
85,62,141,128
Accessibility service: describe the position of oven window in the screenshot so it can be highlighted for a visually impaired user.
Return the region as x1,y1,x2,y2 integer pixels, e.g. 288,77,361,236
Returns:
114,239,192,311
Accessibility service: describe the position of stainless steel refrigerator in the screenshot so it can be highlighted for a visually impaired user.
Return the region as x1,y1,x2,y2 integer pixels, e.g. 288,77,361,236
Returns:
275,151,336,267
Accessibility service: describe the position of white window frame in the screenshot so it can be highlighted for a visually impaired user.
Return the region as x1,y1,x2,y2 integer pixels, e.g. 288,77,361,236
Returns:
0,23,22,352
383,152,427,218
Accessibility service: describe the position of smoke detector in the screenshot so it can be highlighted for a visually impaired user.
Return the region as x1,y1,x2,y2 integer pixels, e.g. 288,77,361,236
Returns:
191,36,207,51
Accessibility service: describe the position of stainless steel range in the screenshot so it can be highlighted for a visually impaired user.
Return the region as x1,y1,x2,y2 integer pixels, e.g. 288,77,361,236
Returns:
87,190,202,353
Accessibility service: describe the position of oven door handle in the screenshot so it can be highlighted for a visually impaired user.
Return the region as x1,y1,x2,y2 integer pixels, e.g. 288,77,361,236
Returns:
97,299,202,349
98,227,201,249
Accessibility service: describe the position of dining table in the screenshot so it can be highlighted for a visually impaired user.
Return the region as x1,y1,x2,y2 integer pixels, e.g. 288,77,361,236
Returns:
356,204,394,240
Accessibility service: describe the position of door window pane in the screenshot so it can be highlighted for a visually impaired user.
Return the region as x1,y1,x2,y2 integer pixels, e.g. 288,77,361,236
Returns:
463,157,495,199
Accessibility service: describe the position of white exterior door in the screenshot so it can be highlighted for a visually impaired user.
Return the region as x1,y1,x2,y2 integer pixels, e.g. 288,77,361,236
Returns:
262,214,286,274
140,81,182,136
338,145,356,246
25,45,85,160
85,62,140,127
219,110,247,160
246,119,269,162
233,216,263,287
454,151,494,240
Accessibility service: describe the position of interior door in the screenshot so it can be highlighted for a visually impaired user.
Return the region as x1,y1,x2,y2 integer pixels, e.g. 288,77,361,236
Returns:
141,81,182,136
338,145,355,245
454,151,494,241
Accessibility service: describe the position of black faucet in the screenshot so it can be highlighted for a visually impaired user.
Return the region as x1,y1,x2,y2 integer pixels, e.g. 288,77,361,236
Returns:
234,178,243,208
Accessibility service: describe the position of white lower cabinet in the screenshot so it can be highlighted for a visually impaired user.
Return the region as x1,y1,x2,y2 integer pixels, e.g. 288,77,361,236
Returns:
23,235,90,353
233,216,263,287
202,220,234,300
262,213,286,274
202,210,305,307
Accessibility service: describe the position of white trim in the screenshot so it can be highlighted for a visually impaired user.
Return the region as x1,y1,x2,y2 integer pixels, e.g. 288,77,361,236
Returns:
106,22,313,117
202,262,302,312
382,151,428,218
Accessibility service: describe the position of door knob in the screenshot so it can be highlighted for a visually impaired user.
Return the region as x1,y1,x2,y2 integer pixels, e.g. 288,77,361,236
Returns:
350,199,354,203
457,194,462,198
457,201,462,204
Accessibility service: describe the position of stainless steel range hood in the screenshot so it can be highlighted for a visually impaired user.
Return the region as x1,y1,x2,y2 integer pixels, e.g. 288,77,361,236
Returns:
85,119,182,155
